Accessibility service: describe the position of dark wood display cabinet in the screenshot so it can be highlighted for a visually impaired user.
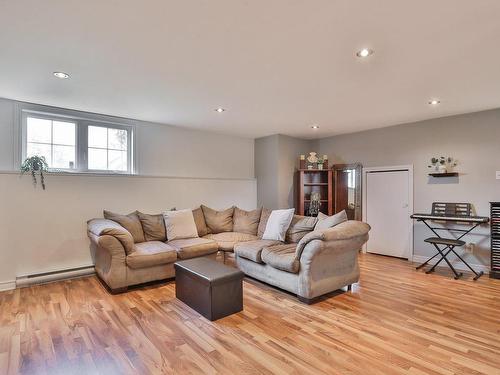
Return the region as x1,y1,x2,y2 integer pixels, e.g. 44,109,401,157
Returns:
297,169,333,216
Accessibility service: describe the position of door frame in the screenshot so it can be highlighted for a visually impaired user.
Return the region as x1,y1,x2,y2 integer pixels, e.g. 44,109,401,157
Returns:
361,165,414,259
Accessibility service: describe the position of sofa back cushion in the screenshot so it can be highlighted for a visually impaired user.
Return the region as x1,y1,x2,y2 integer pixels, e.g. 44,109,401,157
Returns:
233,207,262,235
163,209,199,240
137,212,166,242
103,210,145,243
201,205,234,233
286,215,318,243
314,210,348,231
192,207,209,237
262,208,295,242
257,208,272,238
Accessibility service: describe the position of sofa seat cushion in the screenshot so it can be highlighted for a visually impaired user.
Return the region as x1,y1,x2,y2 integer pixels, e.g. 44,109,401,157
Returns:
126,241,177,269
203,232,259,252
168,238,219,260
234,239,283,263
261,244,299,273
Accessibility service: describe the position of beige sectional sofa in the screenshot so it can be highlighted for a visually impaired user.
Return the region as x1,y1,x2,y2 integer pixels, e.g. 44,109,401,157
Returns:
87,206,370,302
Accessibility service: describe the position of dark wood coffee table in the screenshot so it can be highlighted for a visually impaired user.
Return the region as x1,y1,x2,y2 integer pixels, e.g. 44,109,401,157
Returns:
174,257,244,321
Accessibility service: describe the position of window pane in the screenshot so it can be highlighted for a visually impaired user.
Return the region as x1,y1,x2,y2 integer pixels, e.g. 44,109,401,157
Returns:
52,145,75,169
88,148,107,170
27,117,51,143
88,126,107,148
53,121,76,146
108,128,128,150
27,142,51,165
108,150,127,171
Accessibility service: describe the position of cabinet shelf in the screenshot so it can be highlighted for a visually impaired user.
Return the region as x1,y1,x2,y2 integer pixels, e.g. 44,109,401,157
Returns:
297,169,333,216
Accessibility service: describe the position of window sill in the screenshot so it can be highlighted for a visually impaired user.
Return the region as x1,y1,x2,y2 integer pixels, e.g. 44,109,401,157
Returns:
0,170,255,181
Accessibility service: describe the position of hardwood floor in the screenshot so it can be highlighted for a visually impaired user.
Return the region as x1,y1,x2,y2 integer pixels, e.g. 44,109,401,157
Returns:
1,253,499,375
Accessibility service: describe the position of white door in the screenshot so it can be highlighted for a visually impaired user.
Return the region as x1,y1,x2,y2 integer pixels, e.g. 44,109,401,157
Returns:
365,170,411,259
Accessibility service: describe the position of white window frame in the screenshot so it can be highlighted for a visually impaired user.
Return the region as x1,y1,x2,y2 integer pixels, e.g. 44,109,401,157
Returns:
19,104,136,174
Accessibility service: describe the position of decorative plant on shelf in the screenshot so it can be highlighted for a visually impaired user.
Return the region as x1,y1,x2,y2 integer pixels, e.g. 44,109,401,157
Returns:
428,156,457,174
317,157,324,170
21,155,49,190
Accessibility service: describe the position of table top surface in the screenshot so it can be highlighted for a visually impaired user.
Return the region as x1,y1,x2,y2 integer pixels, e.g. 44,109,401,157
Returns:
411,213,489,223
175,257,244,283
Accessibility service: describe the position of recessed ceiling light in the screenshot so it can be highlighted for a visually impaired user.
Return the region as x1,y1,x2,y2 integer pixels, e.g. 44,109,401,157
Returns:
428,99,441,105
356,48,374,58
215,107,226,113
53,71,70,79
311,125,320,129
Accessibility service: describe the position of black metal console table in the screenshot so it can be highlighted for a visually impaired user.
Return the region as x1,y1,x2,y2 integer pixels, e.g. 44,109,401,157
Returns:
411,202,489,280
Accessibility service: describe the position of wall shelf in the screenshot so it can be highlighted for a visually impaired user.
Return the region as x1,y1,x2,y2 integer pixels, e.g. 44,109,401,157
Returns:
428,172,459,178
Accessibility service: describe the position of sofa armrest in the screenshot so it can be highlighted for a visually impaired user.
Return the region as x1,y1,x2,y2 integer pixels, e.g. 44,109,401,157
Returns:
296,221,370,300
295,220,370,259
87,218,135,254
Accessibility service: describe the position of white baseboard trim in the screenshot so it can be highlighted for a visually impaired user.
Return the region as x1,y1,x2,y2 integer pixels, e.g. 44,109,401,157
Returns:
411,255,490,274
0,280,16,292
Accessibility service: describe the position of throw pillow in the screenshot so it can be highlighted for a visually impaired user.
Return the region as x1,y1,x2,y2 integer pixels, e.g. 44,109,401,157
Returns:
262,208,295,242
192,207,209,237
201,205,234,233
314,210,348,231
163,209,199,240
286,215,318,243
137,212,166,242
233,207,262,235
257,208,272,238
103,210,145,243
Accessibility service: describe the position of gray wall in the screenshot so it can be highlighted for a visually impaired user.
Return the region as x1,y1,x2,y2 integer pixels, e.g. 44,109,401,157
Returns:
0,97,256,290
255,134,313,209
0,97,255,178
317,109,500,267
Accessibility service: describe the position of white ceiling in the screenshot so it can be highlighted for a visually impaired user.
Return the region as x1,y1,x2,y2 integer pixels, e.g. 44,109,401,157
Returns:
1,1,500,139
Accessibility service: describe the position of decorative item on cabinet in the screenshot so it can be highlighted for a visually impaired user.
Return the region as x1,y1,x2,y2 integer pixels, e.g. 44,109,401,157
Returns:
299,155,306,169
309,192,321,216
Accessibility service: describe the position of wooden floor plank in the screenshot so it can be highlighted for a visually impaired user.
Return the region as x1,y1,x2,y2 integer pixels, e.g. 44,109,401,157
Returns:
0,253,499,375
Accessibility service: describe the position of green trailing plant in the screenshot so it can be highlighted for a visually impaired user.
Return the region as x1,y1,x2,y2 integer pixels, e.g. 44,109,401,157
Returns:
21,155,49,190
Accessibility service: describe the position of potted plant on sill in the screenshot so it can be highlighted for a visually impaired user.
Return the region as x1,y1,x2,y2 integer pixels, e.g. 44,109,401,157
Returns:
21,155,49,190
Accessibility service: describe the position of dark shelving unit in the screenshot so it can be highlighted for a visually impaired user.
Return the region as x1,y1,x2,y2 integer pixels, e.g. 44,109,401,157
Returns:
490,202,500,279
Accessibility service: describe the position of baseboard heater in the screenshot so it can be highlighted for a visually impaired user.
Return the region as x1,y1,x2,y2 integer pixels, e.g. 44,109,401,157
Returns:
16,265,95,288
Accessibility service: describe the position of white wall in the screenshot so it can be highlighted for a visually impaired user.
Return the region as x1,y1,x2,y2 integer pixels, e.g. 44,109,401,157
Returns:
0,97,256,290
318,109,500,268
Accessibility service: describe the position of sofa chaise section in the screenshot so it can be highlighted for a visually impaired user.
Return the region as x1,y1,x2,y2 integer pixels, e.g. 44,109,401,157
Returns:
235,220,370,303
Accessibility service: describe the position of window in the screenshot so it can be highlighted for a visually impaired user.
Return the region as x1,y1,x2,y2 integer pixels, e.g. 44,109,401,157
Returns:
88,125,129,171
26,116,76,169
22,110,134,174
